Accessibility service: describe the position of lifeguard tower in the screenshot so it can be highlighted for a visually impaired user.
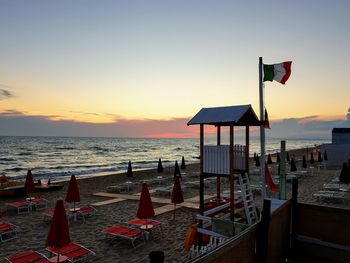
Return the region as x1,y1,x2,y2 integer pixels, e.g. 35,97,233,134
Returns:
187,104,261,242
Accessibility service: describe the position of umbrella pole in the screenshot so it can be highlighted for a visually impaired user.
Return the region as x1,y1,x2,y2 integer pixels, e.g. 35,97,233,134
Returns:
173,204,176,220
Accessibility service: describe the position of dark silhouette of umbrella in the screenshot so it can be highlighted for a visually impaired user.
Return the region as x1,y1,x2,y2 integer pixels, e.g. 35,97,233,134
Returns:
171,176,184,219
157,158,163,173
127,161,133,178
65,175,80,210
174,161,181,179
181,156,186,169
46,199,70,262
287,152,290,162
24,170,35,197
339,162,348,183
136,183,155,220
255,154,260,167
310,152,315,164
278,164,280,175
267,154,273,164
48,178,51,185
253,152,257,162
302,156,307,169
317,151,323,162
324,151,328,161
290,158,297,172
276,152,281,163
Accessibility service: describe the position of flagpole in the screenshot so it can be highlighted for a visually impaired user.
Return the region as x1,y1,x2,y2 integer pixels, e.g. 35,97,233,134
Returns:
259,57,267,200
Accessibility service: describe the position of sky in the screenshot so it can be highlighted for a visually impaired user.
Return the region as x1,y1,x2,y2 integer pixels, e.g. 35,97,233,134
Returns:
0,0,349,138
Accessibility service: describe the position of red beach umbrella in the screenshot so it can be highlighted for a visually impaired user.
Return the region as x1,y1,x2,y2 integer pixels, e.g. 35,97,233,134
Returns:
46,199,70,262
24,170,35,196
136,183,155,219
171,176,184,219
65,175,80,210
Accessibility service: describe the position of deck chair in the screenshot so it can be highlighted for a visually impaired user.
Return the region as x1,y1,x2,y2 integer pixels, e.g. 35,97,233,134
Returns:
5,250,50,263
6,201,30,214
0,222,18,242
102,225,145,248
126,219,163,237
77,205,97,222
29,197,48,211
46,242,95,263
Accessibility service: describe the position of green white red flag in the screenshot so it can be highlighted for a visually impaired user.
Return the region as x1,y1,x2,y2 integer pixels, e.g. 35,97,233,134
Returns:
263,61,292,84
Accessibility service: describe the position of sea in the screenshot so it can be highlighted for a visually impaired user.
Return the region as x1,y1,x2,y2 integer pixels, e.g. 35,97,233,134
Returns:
0,136,330,181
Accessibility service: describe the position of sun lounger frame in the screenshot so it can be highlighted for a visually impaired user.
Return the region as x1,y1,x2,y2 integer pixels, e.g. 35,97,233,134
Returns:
102,225,145,248
46,242,95,263
0,222,18,243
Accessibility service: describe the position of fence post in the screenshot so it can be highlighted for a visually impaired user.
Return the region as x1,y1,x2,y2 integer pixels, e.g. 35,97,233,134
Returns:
290,178,299,262
257,199,271,263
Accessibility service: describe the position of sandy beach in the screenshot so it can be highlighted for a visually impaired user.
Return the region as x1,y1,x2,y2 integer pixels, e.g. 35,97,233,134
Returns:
1,146,349,262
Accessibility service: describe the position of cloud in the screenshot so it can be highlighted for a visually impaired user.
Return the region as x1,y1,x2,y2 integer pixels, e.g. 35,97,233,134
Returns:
0,85,14,100
0,109,26,116
0,110,349,138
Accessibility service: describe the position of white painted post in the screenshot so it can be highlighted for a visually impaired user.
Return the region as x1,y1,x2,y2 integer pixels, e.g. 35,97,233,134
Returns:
259,57,267,199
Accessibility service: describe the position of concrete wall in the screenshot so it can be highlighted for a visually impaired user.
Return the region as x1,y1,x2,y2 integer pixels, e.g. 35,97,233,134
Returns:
320,143,350,166
332,133,350,144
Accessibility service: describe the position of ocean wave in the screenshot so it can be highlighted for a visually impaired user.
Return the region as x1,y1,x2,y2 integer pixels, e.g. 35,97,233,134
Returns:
0,157,16,162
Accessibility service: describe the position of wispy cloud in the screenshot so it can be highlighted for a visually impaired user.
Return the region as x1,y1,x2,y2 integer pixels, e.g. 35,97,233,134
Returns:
0,84,15,100
0,110,349,138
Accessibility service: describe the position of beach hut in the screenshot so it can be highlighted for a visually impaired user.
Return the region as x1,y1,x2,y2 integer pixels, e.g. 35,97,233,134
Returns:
188,104,260,243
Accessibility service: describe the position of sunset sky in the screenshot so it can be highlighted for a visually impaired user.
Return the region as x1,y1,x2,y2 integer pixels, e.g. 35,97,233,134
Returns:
0,1,349,138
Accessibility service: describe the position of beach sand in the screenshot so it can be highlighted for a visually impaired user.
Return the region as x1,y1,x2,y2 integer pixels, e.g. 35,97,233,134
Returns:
1,146,349,262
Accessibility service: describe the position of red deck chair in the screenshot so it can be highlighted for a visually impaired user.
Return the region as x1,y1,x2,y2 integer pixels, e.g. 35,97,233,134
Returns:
102,225,145,248
127,219,163,237
5,250,50,263
46,242,94,263
0,222,18,242
6,202,30,214
30,198,48,211
77,205,97,222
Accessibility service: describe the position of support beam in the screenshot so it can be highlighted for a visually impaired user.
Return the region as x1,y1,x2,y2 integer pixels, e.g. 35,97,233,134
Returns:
199,124,204,245
245,126,250,173
229,125,235,221
217,126,221,201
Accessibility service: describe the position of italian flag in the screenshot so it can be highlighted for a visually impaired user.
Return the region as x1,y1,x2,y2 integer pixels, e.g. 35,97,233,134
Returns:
263,61,292,85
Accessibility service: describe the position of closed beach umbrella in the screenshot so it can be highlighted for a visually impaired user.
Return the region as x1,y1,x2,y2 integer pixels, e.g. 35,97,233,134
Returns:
127,161,133,178
287,152,290,162
181,156,186,169
255,154,260,167
136,183,155,219
174,161,181,179
267,154,273,165
157,158,163,173
317,151,323,162
324,151,328,161
46,199,70,262
276,152,281,163
310,152,315,164
24,170,35,196
65,175,80,210
339,162,347,183
253,152,257,162
302,156,307,169
171,176,184,219
290,158,297,172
